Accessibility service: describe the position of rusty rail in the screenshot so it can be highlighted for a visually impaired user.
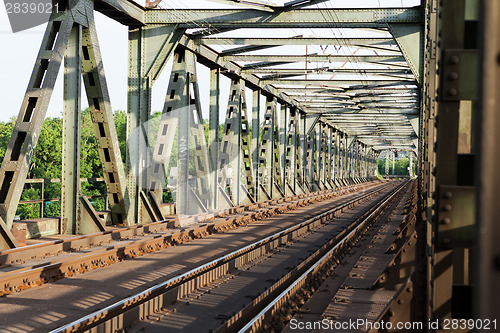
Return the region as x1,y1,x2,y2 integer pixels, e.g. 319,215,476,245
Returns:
47,181,401,333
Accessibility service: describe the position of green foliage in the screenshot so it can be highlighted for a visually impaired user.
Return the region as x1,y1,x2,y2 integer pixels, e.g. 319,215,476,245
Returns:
0,112,267,216
114,109,127,165
0,109,132,219
0,117,15,163
18,186,41,220
377,157,414,176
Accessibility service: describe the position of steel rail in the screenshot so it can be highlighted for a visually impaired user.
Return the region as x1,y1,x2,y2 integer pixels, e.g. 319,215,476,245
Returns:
49,181,398,333
0,181,375,267
0,182,384,296
235,181,409,333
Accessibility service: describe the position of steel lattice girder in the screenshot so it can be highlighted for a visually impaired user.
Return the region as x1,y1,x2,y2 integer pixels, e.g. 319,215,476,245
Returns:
195,37,397,46
144,8,421,27
265,79,416,86
226,54,406,63
95,0,421,27
247,68,413,75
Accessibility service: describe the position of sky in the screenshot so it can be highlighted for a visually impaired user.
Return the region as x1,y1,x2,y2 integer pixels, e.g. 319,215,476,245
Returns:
0,0,419,123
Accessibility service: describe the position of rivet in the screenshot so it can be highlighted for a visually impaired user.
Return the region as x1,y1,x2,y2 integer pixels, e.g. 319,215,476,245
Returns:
444,191,453,199
443,204,453,212
449,55,460,64
398,299,404,305
407,287,413,293
448,72,459,80
442,238,451,246
441,217,452,225
447,88,458,96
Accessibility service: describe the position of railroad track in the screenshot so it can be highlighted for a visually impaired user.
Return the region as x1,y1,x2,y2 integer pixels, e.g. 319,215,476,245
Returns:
0,181,386,298
46,179,411,333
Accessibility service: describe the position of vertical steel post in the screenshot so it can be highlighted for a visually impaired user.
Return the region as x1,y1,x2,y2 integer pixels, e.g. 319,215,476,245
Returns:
326,126,335,187
61,24,82,234
251,90,261,201
81,14,128,226
314,123,321,189
285,107,298,195
209,68,220,209
279,104,287,188
409,152,414,177
385,151,390,175
126,27,146,225
477,0,500,323
295,111,307,191
0,13,74,246
219,79,243,205
240,89,254,202
392,150,396,175
258,96,276,198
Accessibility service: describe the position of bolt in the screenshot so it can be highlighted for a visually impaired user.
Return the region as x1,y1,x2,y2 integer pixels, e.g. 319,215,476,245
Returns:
443,204,453,211
448,72,459,80
442,238,451,246
449,55,460,64
444,191,453,199
441,217,452,225
447,88,458,96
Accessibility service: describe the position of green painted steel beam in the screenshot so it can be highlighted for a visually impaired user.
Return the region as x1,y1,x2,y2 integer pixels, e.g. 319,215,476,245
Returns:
311,108,419,114
95,0,144,26
247,68,412,75
196,37,396,46
265,79,416,86
204,0,277,12
61,25,82,235
178,36,302,109
145,8,421,27
225,54,406,63
279,87,417,94
220,44,278,56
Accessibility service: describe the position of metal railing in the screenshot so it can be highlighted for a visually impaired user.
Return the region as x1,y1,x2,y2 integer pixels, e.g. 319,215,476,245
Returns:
18,178,108,219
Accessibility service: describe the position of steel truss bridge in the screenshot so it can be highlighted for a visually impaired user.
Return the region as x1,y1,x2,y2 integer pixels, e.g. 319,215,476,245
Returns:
0,0,498,332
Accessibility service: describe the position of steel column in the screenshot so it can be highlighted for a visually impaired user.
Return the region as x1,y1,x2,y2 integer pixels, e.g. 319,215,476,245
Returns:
477,0,500,323
61,24,82,235
251,89,261,201
209,68,220,210
279,104,287,189
0,10,75,248
81,8,128,226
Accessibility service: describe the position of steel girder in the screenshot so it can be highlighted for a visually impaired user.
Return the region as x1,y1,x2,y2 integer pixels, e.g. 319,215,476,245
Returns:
95,0,421,27
144,8,421,27
478,0,500,322
0,0,132,249
226,54,406,63
0,0,426,248
196,37,397,46
127,24,184,224
218,79,254,207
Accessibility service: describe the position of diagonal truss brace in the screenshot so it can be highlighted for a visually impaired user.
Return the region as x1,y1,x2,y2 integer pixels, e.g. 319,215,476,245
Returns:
218,79,255,206
81,3,128,226
149,48,211,215
258,96,283,199
0,0,129,248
